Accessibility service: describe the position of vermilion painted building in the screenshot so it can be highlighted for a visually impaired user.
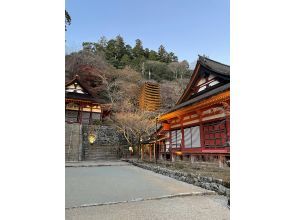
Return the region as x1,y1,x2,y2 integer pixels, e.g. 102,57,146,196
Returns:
158,56,230,163
65,75,110,124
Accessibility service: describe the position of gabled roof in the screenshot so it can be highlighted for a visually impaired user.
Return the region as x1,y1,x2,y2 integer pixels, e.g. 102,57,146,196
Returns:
65,75,95,97
65,75,106,103
176,55,230,105
198,56,230,76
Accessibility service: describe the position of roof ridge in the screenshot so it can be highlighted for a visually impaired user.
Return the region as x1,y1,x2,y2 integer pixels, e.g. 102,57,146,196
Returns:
198,55,230,67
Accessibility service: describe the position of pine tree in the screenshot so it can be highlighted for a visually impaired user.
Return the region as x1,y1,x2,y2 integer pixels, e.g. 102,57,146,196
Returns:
158,45,168,63
132,39,144,58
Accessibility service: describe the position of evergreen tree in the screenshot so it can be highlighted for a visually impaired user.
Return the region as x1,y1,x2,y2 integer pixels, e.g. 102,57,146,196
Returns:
144,48,150,59
132,39,144,58
114,35,126,60
96,36,108,52
65,10,71,31
105,39,118,67
148,50,158,61
168,52,178,62
121,54,131,66
80,35,189,82
125,44,133,59
158,45,168,63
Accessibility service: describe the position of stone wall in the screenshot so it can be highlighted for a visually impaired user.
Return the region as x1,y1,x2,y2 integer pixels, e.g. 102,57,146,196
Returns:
82,125,128,160
65,123,82,161
128,160,230,197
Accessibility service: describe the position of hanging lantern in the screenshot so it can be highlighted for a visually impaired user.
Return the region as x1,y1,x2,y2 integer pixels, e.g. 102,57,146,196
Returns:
88,125,96,144
175,151,182,156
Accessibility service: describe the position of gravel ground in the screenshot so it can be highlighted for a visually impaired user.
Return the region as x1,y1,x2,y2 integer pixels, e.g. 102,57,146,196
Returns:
66,195,229,220
140,160,230,183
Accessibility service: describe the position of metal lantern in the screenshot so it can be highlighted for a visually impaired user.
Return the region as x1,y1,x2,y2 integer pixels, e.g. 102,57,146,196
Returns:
88,125,97,144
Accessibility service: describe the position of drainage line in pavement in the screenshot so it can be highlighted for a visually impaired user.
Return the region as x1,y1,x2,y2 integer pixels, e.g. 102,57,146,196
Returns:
66,191,216,210
65,164,130,168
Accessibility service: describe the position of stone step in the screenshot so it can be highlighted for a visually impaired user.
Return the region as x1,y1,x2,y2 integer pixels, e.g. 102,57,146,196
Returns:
85,151,117,155
85,157,118,161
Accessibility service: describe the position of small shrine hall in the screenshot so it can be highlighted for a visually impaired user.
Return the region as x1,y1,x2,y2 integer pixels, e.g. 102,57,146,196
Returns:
65,75,109,124
155,56,230,163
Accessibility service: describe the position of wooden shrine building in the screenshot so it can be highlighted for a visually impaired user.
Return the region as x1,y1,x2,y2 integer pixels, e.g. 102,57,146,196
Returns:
65,75,109,124
157,56,230,163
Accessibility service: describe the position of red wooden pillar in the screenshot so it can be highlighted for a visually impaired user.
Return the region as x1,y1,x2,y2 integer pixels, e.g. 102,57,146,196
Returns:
198,110,205,149
222,101,230,144
169,130,172,160
180,117,184,151
89,105,93,125
164,141,167,160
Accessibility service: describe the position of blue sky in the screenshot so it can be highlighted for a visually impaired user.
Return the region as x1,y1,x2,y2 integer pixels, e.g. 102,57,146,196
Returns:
65,0,230,66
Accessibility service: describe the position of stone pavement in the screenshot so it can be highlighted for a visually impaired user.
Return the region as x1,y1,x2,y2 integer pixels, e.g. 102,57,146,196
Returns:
66,194,229,220
65,161,229,219
65,165,211,208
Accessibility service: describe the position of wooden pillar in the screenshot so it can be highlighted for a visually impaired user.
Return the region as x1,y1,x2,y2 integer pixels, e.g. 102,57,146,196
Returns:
226,117,230,144
218,155,224,168
149,145,152,161
171,153,175,162
180,117,184,151
89,105,93,125
141,145,144,160
153,143,156,161
164,141,167,160
198,110,205,149
78,104,83,124
222,101,230,145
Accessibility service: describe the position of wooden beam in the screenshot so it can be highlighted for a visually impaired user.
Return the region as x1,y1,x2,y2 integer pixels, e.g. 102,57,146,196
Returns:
160,90,230,121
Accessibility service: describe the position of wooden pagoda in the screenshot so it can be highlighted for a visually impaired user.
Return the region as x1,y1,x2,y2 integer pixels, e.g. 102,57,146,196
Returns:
138,82,161,111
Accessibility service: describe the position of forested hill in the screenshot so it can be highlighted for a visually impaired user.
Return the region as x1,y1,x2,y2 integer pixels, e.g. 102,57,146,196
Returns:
82,35,192,82
65,35,194,111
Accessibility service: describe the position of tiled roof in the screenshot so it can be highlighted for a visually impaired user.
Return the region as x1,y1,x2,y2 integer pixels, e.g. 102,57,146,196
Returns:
198,55,230,76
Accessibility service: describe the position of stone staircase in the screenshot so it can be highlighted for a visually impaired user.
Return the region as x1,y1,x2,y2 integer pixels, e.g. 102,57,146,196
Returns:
82,125,127,161
84,144,118,160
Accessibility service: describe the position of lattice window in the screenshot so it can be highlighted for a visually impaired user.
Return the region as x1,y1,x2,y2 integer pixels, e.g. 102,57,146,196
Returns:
65,110,79,122
170,129,181,148
191,126,201,147
171,130,177,148
184,128,191,148
81,112,90,124
203,120,227,147
184,126,201,148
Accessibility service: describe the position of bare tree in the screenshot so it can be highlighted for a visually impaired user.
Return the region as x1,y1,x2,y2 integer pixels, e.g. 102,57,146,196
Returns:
65,49,114,79
168,61,189,79
111,109,156,157
159,79,189,111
